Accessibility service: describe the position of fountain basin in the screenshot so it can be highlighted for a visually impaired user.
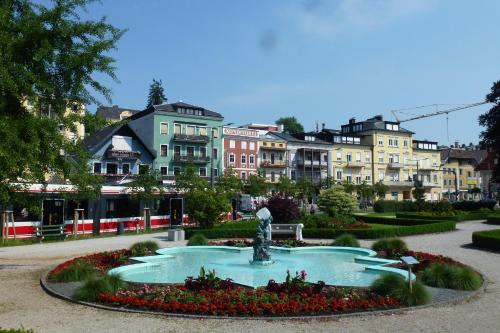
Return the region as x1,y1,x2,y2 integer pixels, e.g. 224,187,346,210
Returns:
109,246,413,288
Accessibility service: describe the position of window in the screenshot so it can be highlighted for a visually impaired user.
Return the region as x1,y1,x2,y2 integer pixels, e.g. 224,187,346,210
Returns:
174,145,181,156
346,153,352,162
212,128,219,138
262,151,267,160
385,123,399,131
241,141,247,149
199,147,207,158
346,175,352,183
173,167,181,175
271,171,276,182
160,144,168,156
187,126,195,135
403,139,408,147
106,163,117,175
241,154,246,164
213,168,219,177
433,175,438,183
212,148,218,159
229,154,235,164
160,122,168,134
122,163,130,174
379,171,385,181
378,137,384,146
186,146,194,157
174,123,182,134
389,172,399,181
199,167,207,177
249,155,255,164
365,152,371,163
229,140,235,149
365,175,371,181
241,171,246,180
355,175,362,184
336,170,342,180
249,142,255,150
355,152,361,162
378,153,384,163
336,151,342,161
160,166,168,176
93,162,101,174
199,127,207,136
388,138,399,147
467,171,472,177
139,164,149,174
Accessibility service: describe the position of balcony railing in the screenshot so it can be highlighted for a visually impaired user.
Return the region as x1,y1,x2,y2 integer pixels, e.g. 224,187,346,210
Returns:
346,161,364,168
173,133,209,143
296,159,328,168
260,160,287,168
387,162,404,169
173,154,210,163
106,149,141,159
382,180,414,188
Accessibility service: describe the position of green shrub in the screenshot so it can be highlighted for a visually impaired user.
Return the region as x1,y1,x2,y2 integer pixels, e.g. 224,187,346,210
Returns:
129,240,159,257
262,195,300,223
74,274,126,302
187,233,209,246
422,263,481,291
472,229,500,251
51,261,97,282
317,187,358,217
487,215,500,224
372,238,408,258
332,233,360,247
370,274,430,306
452,200,496,211
0,329,35,333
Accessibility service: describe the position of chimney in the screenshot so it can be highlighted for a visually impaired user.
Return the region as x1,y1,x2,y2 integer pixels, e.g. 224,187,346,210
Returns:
322,123,325,131
454,141,459,148
375,115,383,121
349,117,356,124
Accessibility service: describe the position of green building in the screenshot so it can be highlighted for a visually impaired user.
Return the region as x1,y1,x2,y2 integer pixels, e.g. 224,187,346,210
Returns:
128,102,224,179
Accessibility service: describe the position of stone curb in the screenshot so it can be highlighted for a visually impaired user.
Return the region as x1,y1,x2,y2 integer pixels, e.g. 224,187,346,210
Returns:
40,266,488,321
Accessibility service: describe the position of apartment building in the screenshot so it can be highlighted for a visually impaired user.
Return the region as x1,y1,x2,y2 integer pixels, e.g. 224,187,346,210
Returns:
259,133,288,183
412,140,442,201
222,126,259,180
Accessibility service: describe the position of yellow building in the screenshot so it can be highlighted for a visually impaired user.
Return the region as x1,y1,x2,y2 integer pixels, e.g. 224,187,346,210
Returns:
412,140,442,200
96,105,140,123
258,133,287,183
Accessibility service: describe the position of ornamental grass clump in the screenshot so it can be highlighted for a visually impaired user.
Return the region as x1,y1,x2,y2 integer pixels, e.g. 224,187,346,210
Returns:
422,263,482,291
372,238,408,258
187,233,209,246
332,233,360,247
370,274,430,306
130,241,159,257
51,260,97,282
74,274,126,302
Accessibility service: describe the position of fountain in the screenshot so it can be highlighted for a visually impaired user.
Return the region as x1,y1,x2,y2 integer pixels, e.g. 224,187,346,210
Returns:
250,207,273,266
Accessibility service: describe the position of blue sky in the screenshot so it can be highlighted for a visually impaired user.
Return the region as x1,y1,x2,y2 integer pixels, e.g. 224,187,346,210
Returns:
76,0,499,145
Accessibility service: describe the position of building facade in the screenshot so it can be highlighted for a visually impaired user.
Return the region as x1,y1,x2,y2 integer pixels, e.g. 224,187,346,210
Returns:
96,105,141,123
476,151,499,200
222,126,260,180
259,133,288,183
128,102,224,179
412,140,442,201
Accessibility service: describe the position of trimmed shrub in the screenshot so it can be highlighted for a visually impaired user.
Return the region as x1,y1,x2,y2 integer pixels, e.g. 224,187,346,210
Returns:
370,274,430,306
487,215,500,224
372,238,408,258
0,329,35,333
332,233,360,247
472,229,500,251
373,200,396,213
262,196,300,224
74,274,126,302
317,187,358,217
187,233,209,246
51,260,97,282
422,263,482,291
452,200,496,211
129,241,159,257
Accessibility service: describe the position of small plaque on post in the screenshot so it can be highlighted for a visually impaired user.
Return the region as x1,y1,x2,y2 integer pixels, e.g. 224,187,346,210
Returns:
401,256,419,265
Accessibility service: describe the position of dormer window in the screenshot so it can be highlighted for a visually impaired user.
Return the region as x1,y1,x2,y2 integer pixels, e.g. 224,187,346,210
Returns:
385,123,399,131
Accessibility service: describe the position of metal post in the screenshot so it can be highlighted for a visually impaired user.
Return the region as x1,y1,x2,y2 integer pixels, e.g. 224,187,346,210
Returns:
408,265,413,293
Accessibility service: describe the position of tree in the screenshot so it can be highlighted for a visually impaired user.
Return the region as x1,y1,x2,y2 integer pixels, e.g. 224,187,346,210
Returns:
146,79,166,108
0,0,124,208
317,186,358,217
340,179,355,194
82,111,110,136
479,80,500,181
373,181,389,199
356,181,373,203
261,195,300,224
128,168,164,231
246,169,269,197
216,168,243,198
276,116,304,134
295,177,315,203
275,175,296,197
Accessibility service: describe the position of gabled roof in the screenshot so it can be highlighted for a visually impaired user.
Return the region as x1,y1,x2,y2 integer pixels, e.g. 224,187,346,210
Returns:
440,148,487,164
129,101,223,120
96,105,141,120
83,123,156,158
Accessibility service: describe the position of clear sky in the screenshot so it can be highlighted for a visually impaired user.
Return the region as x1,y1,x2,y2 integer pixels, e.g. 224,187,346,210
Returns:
74,0,499,145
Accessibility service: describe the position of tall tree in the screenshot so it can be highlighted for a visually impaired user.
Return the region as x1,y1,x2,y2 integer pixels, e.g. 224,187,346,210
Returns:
0,0,124,209
146,79,166,107
246,169,269,198
276,116,304,134
479,80,500,181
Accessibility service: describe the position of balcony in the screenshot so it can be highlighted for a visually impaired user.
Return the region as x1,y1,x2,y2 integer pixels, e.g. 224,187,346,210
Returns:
106,149,141,159
346,161,364,168
173,133,209,143
382,180,414,188
296,159,328,168
260,160,287,168
421,181,439,188
173,154,210,164
387,162,404,169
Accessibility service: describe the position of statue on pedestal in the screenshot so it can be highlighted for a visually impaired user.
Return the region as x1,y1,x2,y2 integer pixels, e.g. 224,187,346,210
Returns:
252,207,272,264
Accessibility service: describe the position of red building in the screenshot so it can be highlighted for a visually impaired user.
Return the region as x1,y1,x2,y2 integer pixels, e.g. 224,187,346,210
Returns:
223,127,260,180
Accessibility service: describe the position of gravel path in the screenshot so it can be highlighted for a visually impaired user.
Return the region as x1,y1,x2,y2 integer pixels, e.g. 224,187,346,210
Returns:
0,222,499,333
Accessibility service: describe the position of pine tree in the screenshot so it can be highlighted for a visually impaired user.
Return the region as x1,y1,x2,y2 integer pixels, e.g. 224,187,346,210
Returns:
146,79,167,107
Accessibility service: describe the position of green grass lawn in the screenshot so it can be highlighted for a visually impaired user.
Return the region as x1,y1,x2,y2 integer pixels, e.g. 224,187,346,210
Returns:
363,212,397,218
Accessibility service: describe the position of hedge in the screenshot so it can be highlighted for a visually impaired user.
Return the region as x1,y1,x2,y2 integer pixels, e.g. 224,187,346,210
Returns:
472,229,500,251
452,200,496,211
395,211,490,222
185,221,456,240
486,215,500,225
357,215,454,226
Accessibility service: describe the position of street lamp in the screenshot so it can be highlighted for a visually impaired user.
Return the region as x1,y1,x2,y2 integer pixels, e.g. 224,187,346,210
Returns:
211,122,233,187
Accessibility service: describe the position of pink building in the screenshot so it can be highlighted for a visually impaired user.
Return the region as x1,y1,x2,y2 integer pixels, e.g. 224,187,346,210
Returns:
223,127,260,180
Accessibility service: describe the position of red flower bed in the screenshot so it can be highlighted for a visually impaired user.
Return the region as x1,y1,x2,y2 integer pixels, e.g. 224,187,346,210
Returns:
97,283,399,317
48,249,131,280
403,250,462,272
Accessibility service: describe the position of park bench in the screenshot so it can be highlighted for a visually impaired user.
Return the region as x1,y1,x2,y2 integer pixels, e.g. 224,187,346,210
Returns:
269,224,304,241
35,225,67,243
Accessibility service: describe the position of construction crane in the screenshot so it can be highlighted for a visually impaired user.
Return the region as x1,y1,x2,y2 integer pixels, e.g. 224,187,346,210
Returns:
390,101,488,123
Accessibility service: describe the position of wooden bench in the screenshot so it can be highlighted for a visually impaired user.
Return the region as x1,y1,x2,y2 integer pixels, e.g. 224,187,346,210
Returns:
35,225,67,243
269,224,304,241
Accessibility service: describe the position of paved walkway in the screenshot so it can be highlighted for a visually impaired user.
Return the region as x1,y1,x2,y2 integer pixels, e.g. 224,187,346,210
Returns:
0,221,499,333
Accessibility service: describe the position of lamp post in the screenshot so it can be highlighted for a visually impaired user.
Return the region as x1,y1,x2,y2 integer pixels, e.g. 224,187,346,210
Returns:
211,122,233,187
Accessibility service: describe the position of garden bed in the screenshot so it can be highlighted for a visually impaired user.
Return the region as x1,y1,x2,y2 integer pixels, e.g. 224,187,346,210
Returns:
486,214,500,225
395,211,491,222
472,229,500,251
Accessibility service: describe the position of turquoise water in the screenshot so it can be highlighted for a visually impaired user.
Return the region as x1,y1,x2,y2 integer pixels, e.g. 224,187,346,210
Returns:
109,246,410,288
